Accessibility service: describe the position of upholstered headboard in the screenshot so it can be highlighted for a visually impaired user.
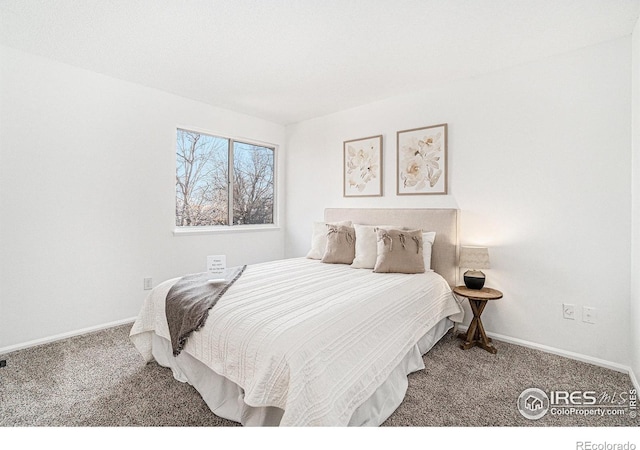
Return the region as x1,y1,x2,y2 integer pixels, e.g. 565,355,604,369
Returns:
324,208,459,287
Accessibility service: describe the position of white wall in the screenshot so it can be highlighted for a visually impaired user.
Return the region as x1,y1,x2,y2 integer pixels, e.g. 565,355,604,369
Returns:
0,45,286,350
631,17,640,384
285,38,632,366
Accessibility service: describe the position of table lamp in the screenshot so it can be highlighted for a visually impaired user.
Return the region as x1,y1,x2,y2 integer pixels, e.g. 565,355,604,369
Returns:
459,246,490,290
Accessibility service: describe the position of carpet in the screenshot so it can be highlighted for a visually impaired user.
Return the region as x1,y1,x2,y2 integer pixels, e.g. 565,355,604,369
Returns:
1,324,637,427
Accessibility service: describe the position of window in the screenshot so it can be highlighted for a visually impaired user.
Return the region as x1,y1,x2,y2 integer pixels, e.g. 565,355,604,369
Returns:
175,128,275,228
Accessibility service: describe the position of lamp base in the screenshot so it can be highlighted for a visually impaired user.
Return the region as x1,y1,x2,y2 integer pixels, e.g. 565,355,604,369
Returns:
463,270,486,290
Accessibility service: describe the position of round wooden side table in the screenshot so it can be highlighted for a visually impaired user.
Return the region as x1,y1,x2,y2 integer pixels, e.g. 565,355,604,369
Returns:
453,286,503,354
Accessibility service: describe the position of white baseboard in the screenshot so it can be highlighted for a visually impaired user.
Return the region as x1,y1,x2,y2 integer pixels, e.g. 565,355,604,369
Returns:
629,368,640,392
0,317,136,355
457,325,639,390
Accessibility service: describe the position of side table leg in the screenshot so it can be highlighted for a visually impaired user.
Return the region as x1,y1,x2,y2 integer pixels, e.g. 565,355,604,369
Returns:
459,318,478,350
458,299,497,353
459,301,480,350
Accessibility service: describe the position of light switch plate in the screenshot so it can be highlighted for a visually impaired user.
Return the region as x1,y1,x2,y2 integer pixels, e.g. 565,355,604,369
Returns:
562,303,575,320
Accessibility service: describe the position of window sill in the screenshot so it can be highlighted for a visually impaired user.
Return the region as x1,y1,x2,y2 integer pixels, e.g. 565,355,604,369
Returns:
173,224,280,236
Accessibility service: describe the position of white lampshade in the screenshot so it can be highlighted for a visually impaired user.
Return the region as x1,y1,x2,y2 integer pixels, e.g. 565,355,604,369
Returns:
459,246,490,270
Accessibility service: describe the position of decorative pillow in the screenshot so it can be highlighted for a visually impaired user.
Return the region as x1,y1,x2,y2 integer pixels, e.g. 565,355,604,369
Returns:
306,220,352,259
321,224,356,264
422,231,436,270
351,224,395,269
373,228,425,274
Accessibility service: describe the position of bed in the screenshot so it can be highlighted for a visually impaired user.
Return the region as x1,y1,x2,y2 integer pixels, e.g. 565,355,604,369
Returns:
130,208,464,426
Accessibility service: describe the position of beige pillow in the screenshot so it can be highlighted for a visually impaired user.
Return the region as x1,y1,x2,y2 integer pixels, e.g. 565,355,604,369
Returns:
306,220,352,259
373,228,425,274
321,224,356,264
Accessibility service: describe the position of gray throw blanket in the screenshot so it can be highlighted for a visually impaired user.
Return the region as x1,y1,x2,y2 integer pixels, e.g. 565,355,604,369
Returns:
165,265,247,356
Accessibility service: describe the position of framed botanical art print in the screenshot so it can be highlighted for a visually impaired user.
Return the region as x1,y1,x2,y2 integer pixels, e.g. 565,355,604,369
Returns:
343,135,383,197
397,123,448,195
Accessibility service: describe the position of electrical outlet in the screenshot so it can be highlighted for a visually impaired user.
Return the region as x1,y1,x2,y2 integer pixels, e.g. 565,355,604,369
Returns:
143,277,153,290
583,306,596,324
562,303,575,320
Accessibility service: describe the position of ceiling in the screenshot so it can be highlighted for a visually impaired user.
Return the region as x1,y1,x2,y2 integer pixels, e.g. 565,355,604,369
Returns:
1,0,639,125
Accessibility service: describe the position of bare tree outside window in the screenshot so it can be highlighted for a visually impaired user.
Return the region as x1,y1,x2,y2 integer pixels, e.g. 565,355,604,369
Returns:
233,142,274,225
175,130,229,226
175,129,275,227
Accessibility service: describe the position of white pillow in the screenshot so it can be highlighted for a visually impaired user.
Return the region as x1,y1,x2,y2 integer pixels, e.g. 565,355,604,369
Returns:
306,221,352,259
422,231,436,270
351,224,379,269
350,224,393,269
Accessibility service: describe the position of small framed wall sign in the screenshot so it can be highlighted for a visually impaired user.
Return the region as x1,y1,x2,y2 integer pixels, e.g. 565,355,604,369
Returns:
343,135,383,197
397,123,448,195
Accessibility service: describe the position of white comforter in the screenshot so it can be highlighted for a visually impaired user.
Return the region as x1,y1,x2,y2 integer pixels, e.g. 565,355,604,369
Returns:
130,257,463,426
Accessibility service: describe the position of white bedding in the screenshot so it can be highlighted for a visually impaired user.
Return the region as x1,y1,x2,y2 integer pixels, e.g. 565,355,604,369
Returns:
130,257,463,426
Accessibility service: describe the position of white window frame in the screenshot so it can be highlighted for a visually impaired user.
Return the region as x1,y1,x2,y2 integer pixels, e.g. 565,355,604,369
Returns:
173,126,279,236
